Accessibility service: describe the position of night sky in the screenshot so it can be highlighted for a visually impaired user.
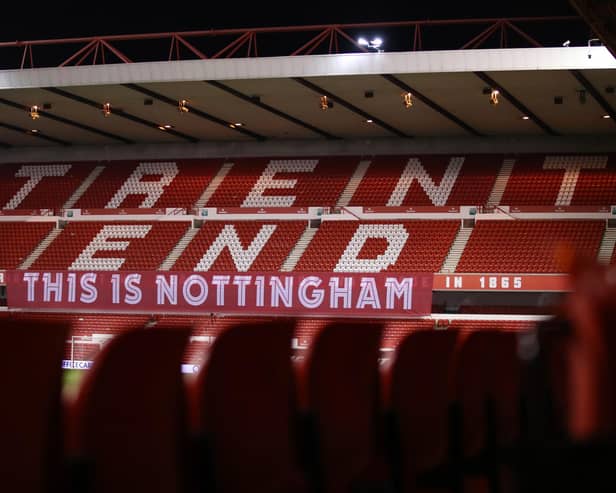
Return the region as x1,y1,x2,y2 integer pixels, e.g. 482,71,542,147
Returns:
1,1,580,40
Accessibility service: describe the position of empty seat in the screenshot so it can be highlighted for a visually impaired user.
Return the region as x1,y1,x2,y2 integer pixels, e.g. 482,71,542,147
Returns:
66,327,191,493
453,331,521,493
189,319,307,493
0,319,68,493
383,329,459,493
296,320,387,493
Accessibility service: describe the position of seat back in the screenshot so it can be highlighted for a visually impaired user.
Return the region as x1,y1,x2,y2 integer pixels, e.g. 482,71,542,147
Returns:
455,331,521,457
70,327,190,493
299,320,384,493
0,319,68,493
386,329,459,490
192,319,304,493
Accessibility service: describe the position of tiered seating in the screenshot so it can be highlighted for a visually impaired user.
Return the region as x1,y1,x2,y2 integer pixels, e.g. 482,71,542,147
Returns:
31,221,189,270
501,154,616,205
207,157,358,207
456,220,604,273
0,221,54,269
74,159,218,209
349,154,499,206
0,162,95,210
172,220,306,271
2,153,614,211
295,220,459,273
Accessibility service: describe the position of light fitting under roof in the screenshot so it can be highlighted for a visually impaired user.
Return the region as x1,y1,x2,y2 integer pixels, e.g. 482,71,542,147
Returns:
102,102,111,117
30,105,40,120
402,92,413,108
490,89,500,105
320,95,331,110
178,99,189,113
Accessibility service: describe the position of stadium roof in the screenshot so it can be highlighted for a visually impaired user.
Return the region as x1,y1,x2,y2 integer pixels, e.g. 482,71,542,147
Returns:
0,17,615,151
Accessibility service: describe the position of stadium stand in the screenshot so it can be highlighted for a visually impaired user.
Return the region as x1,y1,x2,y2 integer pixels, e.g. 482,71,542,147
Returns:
171,220,306,272
31,221,189,270
295,220,460,273
349,154,499,207
0,221,54,268
455,220,605,273
1,10,616,493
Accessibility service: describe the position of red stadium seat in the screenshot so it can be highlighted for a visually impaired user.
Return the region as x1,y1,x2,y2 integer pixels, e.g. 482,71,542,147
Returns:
383,329,459,493
452,331,521,493
296,320,387,493
188,319,307,493
66,327,191,493
0,320,68,493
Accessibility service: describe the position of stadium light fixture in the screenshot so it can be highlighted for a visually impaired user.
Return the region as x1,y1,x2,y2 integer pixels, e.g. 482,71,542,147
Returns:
402,92,413,108
490,89,500,105
30,105,40,120
178,99,189,113
357,37,383,52
320,95,333,110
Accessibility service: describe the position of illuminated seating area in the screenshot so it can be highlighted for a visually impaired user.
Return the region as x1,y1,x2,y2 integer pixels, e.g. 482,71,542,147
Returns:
30,221,189,270
172,220,306,271
295,220,460,273
456,220,605,273
0,222,54,268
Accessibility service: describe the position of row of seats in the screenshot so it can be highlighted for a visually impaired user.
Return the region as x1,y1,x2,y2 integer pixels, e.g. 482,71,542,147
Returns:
1,153,615,210
0,218,609,272
5,266,616,493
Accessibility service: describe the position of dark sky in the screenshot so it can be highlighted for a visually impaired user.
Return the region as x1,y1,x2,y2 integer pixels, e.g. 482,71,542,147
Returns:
0,1,593,66
1,1,580,40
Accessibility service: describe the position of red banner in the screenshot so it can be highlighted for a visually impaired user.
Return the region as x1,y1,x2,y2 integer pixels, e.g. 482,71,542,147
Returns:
5,270,433,318
433,273,571,292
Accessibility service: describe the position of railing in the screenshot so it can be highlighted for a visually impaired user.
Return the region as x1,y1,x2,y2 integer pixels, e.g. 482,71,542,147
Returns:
0,16,590,69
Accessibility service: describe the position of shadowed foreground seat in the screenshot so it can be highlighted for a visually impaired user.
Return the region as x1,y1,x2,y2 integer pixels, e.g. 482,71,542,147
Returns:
189,319,307,493
0,320,68,493
383,329,459,493
296,320,386,493
67,327,191,493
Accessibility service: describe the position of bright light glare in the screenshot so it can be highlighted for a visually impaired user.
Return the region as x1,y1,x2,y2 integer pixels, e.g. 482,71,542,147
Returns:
371,37,383,48
357,37,369,46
